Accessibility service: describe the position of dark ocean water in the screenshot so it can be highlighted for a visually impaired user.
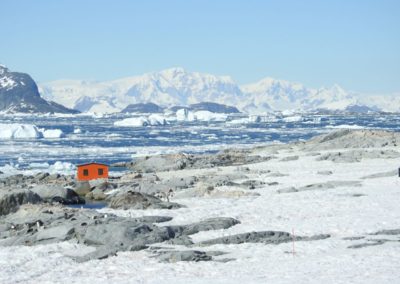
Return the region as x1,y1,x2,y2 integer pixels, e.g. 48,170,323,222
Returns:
0,113,399,171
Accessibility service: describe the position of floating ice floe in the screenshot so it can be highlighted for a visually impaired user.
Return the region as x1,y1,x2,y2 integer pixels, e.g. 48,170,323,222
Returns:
0,123,65,139
41,128,65,138
193,110,228,122
176,109,196,121
148,114,168,125
48,161,76,174
176,109,228,122
326,124,365,129
114,115,168,127
282,115,303,122
0,123,43,139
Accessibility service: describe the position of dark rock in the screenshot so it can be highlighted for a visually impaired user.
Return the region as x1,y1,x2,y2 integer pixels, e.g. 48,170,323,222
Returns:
277,180,362,194
30,184,84,205
371,229,400,235
348,240,388,249
121,103,164,113
343,236,365,240
0,204,243,262
361,170,397,179
86,188,107,201
0,65,79,113
155,250,215,262
73,181,92,196
198,231,330,246
35,225,75,243
189,102,240,114
170,217,240,237
165,235,194,246
127,151,271,173
108,191,184,210
134,216,173,223
0,189,42,215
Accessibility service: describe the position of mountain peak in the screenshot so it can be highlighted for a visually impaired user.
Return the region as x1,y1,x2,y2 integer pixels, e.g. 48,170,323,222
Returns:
161,67,187,75
0,66,78,113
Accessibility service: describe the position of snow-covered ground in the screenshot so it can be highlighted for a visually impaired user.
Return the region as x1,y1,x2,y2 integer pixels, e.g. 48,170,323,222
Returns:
1,146,399,283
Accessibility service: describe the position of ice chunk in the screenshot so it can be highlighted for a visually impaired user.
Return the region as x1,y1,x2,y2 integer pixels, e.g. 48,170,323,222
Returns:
326,124,365,129
283,115,303,122
0,123,43,139
114,115,169,127
114,116,150,127
41,129,64,138
48,161,76,174
148,114,168,126
176,108,196,121
194,110,228,122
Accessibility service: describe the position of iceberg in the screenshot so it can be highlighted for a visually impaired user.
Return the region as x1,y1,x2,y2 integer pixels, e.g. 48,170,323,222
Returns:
0,123,43,139
194,110,228,122
148,114,168,126
41,129,64,138
282,115,303,122
176,108,196,121
114,115,168,127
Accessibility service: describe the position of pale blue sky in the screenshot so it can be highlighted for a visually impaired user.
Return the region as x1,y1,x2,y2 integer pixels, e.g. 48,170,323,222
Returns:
1,0,399,93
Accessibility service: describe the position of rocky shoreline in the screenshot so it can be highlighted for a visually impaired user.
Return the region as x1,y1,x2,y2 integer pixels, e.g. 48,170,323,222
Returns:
1,129,400,263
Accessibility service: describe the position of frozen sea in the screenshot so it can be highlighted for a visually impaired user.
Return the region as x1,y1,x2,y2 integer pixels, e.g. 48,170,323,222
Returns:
0,113,399,174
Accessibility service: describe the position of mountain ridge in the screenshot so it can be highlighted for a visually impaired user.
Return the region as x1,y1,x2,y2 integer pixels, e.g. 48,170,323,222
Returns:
0,65,79,114
35,67,400,114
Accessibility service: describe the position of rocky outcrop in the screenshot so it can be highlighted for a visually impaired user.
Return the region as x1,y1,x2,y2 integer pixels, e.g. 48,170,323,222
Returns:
301,129,400,150
0,189,42,216
0,204,240,262
153,250,225,262
189,102,240,113
170,217,240,237
30,184,84,205
277,180,361,193
108,191,184,210
0,65,78,113
121,102,164,113
198,231,330,246
121,150,271,173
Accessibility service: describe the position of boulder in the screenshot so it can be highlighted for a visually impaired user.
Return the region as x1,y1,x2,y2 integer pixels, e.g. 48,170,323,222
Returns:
170,217,240,236
35,225,75,244
108,191,183,210
0,189,42,215
74,181,92,196
30,184,84,204
90,188,107,201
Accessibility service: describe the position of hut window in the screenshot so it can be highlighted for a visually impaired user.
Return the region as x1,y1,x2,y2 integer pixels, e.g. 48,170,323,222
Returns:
98,168,104,175
83,169,89,176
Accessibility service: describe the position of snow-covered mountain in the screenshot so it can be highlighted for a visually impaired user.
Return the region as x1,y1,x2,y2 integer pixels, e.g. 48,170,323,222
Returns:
40,68,243,113
0,65,78,114
39,67,398,114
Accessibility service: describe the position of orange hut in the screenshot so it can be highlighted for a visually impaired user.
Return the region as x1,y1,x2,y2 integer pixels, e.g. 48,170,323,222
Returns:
77,162,109,181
